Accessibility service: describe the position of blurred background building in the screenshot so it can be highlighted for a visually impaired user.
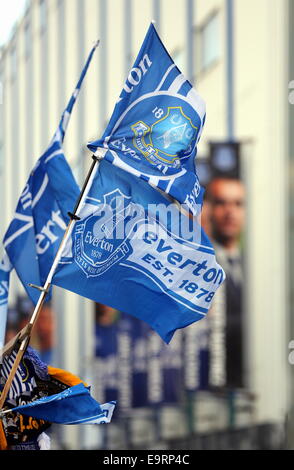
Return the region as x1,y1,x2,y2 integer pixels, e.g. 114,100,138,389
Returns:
0,0,291,449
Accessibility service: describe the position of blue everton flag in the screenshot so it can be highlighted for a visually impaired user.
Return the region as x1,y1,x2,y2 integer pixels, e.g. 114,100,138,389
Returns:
9,383,116,425
0,255,11,348
52,158,225,343
2,43,98,305
88,23,206,215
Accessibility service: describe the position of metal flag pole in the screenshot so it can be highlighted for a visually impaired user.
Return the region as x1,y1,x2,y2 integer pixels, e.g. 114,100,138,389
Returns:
0,154,102,412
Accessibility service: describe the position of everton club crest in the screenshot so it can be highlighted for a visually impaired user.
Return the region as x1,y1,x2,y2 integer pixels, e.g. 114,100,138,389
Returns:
74,189,144,278
131,106,198,169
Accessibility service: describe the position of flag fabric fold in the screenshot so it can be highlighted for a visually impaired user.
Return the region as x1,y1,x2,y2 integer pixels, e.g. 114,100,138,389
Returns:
88,23,206,216
10,383,116,425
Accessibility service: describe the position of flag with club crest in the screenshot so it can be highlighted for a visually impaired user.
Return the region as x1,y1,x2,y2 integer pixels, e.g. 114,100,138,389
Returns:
52,158,225,344
2,43,98,308
88,23,206,216
52,26,224,343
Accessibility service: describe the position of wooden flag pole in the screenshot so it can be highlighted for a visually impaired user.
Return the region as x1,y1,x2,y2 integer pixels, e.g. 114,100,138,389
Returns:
1,324,32,358
0,155,102,411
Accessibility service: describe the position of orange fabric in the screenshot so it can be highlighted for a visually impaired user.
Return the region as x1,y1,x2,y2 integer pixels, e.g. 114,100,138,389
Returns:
0,422,7,451
47,366,88,388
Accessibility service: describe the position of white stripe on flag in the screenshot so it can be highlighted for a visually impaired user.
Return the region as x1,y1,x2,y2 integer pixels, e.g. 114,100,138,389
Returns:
4,215,34,248
155,64,176,91
186,88,206,117
44,150,64,164
109,149,187,181
61,111,71,133
168,74,187,94
32,174,49,208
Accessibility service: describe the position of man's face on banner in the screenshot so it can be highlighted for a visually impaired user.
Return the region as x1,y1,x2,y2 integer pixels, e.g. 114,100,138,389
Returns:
207,178,245,244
